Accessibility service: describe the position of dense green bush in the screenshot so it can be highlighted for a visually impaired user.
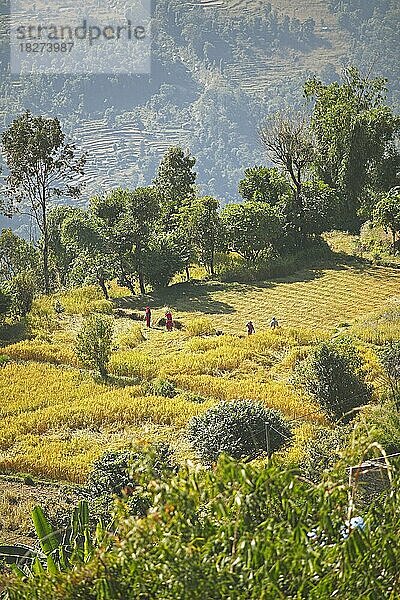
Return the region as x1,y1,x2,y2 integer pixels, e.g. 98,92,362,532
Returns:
379,342,400,402
74,314,114,378
4,456,400,599
87,445,177,523
218,242,333,283
87,450,150,522
296,338,372,422
299,426,350,482
0,289,11,321
187,400,291,463
8,270,36,318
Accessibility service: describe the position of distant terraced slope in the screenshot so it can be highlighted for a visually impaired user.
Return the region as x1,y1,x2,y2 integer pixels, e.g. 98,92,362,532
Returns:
188,0,350,94
73,118,193,195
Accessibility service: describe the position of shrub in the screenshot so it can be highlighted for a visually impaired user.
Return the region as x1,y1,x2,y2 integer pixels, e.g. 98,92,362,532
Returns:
4,457,400,600
296,338,373,422
0,355,10,367
87,445,177,521
187,400,291,463
145,378,177,398
379,342,400,400
185,317,214,337
299,426,350,482
0,289,11,321
8,270,36,317
74,314,114,378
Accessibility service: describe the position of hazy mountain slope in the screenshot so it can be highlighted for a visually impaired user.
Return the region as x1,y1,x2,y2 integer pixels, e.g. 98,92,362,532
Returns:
0,0,398,236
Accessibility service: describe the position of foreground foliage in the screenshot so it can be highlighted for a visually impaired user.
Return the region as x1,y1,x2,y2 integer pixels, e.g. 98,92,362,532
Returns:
3,456,400,599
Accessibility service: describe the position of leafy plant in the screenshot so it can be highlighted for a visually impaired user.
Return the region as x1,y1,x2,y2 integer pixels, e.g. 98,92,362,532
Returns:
187,400,292,463
5,456,400,599
379,341,400,403
145,378,177,398
296,337,373,422
74,314,114,379
0,501,101,580
87,445,177,522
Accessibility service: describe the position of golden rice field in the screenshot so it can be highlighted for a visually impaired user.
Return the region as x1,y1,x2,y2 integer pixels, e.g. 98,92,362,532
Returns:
0,255,399,483
114,261,400,335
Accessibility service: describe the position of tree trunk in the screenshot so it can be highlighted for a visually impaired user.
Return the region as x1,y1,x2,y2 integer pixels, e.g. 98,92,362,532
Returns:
210,249,215,276
99,278,109,300
43,234,50,295
138,271,146,295
41,194,50,295
120,271,136,295
185,265,190,281
125,278,136,295
99,364,108,380
392,229,396,252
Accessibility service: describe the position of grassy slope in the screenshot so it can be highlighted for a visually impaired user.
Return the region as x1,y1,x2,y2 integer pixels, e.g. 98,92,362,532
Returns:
0,242,399,543
1,250,399,481
121,259,400,334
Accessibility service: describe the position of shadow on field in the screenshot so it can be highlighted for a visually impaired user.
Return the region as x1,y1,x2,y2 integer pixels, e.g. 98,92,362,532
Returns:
113,253,393,317
115,281,236,315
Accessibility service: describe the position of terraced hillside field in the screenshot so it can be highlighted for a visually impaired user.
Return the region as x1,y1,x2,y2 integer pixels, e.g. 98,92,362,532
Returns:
1,254,399,487
123,261,400,334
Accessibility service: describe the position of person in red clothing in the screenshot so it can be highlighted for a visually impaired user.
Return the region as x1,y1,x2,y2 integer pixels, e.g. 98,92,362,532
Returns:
145,306,151,328
165,310,173,332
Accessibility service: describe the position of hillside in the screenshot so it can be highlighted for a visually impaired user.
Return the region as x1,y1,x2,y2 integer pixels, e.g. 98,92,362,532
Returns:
0,228,399,583
1,0,399,235
1,248,399,487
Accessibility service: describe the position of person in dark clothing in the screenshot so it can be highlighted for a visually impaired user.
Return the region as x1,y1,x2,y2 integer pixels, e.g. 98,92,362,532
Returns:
145,306,151,328
246,321,255,336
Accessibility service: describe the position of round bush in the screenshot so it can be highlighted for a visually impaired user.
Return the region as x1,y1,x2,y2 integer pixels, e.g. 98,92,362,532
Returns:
296,338,372,422
187,400,291,463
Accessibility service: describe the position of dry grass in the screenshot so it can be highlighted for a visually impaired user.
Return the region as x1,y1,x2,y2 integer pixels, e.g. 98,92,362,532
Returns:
123,262,400,335
1,253,399,484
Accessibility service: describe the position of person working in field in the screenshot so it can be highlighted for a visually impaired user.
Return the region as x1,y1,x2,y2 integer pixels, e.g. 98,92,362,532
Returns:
165,310,173,332
246,321,255,336
270,316,279,329
145,306,151,328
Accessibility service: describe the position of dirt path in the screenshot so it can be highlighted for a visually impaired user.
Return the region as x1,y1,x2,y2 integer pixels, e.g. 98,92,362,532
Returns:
0,478,82,546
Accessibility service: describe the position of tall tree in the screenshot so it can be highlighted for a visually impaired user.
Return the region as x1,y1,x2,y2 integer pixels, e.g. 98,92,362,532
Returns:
373,188,400,251
304,67,400,228
221,202,282,263
0,228,38,284
153,147,197,280
259,113,314,212
1,112,86,293
61,209,116,300
184,196,221,276
90,187,160,295
153,147,197,231
47,206,81,287
238,166,291,205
